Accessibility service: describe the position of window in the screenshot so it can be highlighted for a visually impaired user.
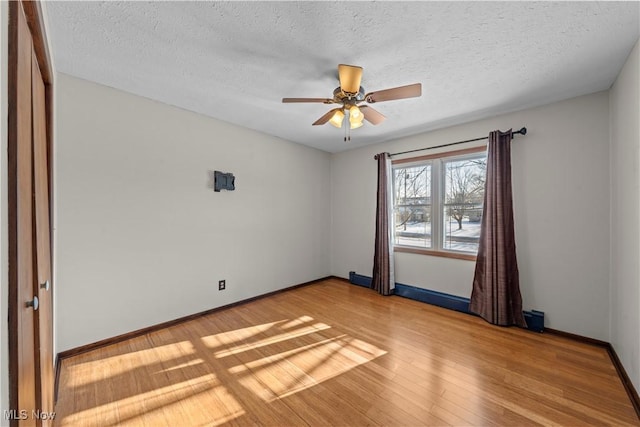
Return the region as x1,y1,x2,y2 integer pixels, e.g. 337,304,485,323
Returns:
394,164,432,248
392,146,487,259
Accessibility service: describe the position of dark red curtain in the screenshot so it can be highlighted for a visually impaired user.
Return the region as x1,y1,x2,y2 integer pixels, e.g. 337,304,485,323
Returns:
469,130,527,327
372,152,394,296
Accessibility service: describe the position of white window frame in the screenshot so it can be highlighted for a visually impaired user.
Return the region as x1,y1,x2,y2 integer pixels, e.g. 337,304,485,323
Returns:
391,146,487,261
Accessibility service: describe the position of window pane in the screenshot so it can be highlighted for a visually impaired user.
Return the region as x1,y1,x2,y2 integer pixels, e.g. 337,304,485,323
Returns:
393,165,431,248
443,156,486,253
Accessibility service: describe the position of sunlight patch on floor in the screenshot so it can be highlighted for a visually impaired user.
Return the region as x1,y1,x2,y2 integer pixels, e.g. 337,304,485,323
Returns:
227,333,387,402
201,320,283,348
280,315,315,329
212,321,332,358
57,373,244,427
65,341,194,387
158,358,204,374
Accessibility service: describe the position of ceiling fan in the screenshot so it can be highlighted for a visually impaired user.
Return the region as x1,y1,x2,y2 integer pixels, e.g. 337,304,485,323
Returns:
282,64,422,137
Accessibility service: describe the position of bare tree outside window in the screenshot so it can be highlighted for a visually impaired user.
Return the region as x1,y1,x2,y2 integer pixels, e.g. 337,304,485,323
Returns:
394,165,431,247
444,157,486,251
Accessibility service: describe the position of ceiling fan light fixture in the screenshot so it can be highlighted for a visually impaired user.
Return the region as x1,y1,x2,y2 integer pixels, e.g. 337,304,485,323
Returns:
329,109,345,128
349,105,362,120
350,120,364,130
349,105,364,128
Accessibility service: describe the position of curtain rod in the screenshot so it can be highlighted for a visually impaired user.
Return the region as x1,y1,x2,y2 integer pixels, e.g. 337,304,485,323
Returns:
388,127,527,158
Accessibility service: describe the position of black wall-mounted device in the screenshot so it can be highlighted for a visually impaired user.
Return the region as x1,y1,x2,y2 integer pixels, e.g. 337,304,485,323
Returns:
214,171,235,192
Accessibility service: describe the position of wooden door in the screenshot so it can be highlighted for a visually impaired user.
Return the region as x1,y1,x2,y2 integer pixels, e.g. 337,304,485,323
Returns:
8,1,54,425
8,3,38,426
32,52,54,425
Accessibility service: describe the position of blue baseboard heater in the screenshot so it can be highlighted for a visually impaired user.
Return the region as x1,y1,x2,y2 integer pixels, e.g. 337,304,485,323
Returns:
348,271,544,333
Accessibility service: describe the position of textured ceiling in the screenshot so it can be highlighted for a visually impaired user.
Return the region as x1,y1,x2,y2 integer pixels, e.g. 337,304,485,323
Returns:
45,1,639,153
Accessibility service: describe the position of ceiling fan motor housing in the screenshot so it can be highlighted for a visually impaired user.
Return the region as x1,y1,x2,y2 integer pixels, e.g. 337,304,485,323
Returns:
333,86,365,104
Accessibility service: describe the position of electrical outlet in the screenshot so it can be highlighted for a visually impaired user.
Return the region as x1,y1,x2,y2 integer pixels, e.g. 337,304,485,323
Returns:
218,280,226,291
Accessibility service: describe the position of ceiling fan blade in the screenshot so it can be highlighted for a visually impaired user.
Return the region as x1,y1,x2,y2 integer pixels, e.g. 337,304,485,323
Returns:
312,108,342,126
365,83,422,103
338,64,363,94
282,98,334,104
359,106,386,125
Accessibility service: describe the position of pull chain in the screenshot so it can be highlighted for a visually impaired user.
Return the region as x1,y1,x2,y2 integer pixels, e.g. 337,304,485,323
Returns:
342,109,352,142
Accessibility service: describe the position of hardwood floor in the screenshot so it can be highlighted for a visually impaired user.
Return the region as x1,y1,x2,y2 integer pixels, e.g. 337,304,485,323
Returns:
55,279,639,426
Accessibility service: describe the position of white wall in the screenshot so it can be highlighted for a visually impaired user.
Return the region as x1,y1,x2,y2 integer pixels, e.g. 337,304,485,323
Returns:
331,91,611,341
1,1,9,422
610,39,640,392
55,73,331,352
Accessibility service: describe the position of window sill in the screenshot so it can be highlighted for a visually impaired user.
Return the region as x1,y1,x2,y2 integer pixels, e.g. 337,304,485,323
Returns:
394,246,477,261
